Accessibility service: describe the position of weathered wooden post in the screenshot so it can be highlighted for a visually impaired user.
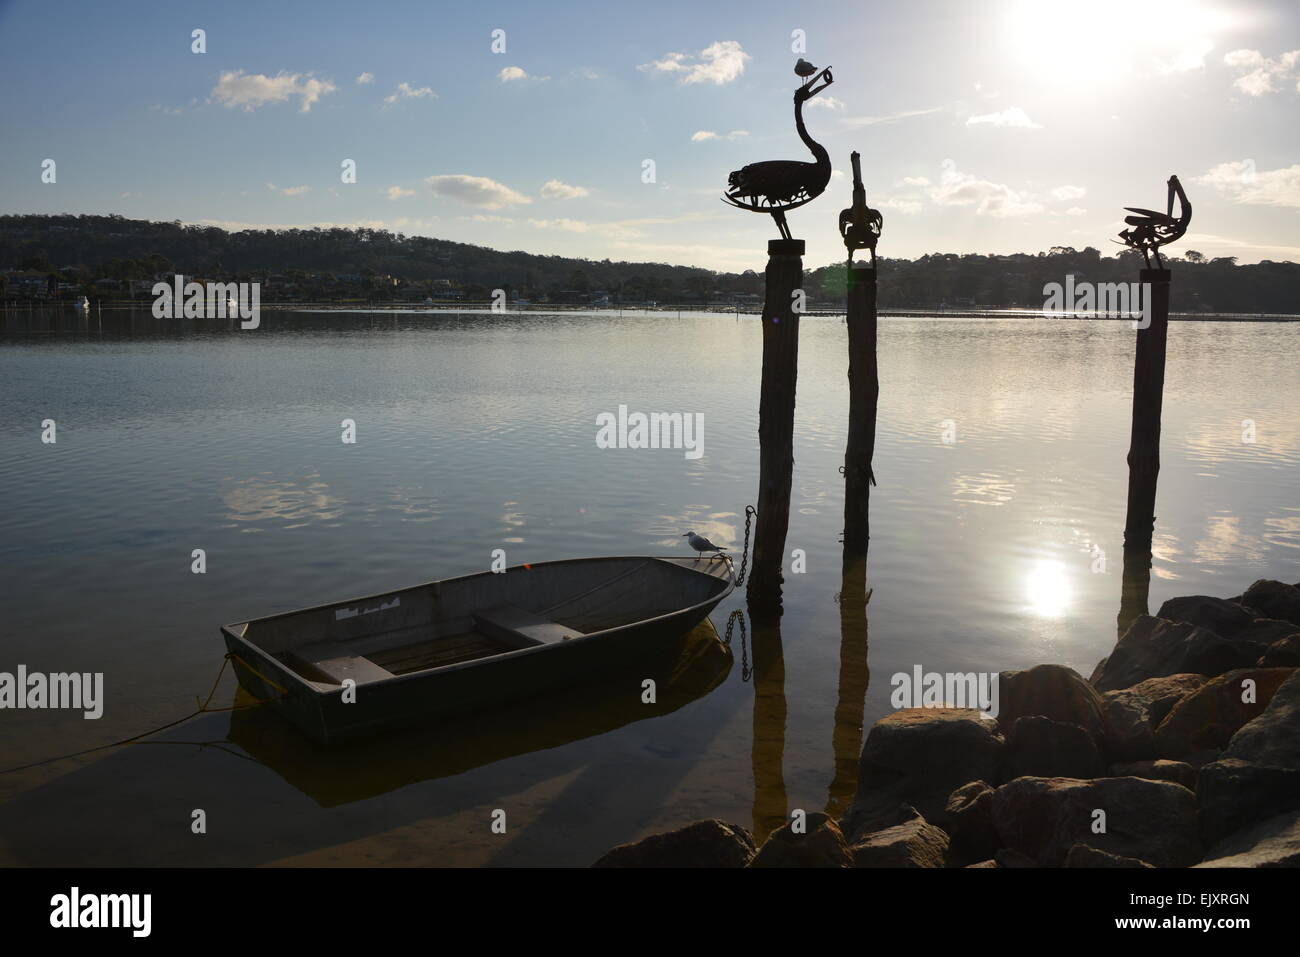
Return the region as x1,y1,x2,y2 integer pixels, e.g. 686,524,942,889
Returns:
1122,268,1170,551
719,59,835,607
749,238,803,605
839,151,883,551
1117,175,1190,554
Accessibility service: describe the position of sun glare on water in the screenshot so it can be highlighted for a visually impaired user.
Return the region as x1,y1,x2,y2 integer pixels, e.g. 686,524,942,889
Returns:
1026,560,1073,619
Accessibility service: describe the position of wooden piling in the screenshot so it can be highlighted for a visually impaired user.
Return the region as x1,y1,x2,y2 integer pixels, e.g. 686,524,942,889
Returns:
842,263,878,551
748,238,803,607
1122,269,1171,552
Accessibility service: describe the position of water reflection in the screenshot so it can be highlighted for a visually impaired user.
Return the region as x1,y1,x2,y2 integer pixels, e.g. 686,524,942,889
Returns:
229,621,732,807
749,603,788,843
826,550,870,819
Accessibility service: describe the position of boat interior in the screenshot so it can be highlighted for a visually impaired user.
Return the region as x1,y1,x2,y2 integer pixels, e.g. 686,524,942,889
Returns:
227,557,733,687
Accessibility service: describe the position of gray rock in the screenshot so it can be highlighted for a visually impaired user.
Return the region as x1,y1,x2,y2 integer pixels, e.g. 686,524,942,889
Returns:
998,664,1107,740
1156,595,1259,638
994,848,1038,868
1109,759,1197,789
1154,667,1296,758
1101,674,1205,761
850,814,949,868
1002,716,1105,780
592,819,755,868
966,859,998,868
844,708,1003,838
1194,809,1300,867
1260,635,1300,667
1091,616,1256,692
1064,843,1154,867
944,781,999,864
749,812,852,868
991,775,1201,867
1242,580,1300,628
1197,759,1300,847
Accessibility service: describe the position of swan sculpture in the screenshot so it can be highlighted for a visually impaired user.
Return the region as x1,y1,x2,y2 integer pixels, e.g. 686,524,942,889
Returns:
1117,175,1192,270
723,60,834,240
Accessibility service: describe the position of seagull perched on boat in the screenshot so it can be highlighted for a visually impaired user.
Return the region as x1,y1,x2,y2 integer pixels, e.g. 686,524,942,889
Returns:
683,531,727,557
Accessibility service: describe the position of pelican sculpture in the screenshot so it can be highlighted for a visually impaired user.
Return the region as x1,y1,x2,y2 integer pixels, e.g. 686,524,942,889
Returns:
1117,175,1192,270
839,150,883,267
723,59,834,240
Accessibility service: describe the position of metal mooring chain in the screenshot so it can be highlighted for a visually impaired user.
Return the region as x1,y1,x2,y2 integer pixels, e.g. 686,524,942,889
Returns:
722,608,751,682
733,504,756,586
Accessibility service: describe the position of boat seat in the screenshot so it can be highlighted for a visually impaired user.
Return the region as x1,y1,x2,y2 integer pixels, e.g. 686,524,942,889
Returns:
288,640,396,686
473,604,582,647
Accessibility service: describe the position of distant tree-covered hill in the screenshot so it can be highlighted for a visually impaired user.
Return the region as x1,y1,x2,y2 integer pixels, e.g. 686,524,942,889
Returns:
2,213,1297,313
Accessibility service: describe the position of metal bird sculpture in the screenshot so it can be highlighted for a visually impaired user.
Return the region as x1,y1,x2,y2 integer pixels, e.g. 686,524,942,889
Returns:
723,60,834,240
839,150,883,267
1117,174,1192,270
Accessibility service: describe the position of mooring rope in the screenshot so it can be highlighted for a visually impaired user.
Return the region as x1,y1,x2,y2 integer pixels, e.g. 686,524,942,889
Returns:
0,652,283,776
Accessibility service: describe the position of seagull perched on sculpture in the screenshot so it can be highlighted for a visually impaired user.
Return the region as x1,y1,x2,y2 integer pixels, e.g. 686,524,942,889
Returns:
683,531,727,557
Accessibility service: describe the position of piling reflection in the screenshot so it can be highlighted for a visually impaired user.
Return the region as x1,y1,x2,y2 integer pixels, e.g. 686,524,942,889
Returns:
228,620,732,808
827,549,870,818
748,598,789,842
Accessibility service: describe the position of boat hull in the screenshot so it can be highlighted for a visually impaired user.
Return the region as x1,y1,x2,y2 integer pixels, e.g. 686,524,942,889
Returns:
222,556,733,743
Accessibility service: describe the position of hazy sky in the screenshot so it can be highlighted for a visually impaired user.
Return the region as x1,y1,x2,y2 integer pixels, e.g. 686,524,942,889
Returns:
1,0,1298,272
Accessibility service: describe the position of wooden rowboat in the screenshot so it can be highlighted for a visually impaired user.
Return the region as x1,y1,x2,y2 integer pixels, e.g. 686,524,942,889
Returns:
222,556,735,744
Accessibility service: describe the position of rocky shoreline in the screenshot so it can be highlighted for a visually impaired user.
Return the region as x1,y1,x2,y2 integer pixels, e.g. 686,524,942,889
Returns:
592,578,1300,868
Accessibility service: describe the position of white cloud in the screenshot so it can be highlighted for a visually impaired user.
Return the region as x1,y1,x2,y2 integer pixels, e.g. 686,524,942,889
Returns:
210,71,336,112
692,129,748,143
840,107,941,128
965,107,1041,129
384,82,437,107
386,186,416,201
425,174,531,209
1066,207,1087,216
639,40,749,85
572,67,602,80
928,161,1043,217
265,182,311,196
498,65,548,83
808,96,846,111
1223,49,1300,96
356,72,374,85
1197,160,1300,208
539,179,589,200
899,176,931,187
1051,185,1087,201
878,198,923,215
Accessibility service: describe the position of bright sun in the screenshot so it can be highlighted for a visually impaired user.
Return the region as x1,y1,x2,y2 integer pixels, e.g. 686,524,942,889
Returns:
1004,0,1233,88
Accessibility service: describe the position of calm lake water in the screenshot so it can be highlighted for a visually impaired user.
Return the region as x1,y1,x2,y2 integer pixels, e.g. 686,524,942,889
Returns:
0,308,1296,866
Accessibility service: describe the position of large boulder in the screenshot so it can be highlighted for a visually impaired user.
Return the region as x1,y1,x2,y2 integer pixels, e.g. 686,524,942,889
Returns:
1108,759,1197,790
1156,595,1259,638
1101,674,1205,760
844,708,1003,839
1064,843,1154,868
1242,580,1300,628
749,812,852,868
1154,667,1296,758
991,775,1201,867
849,813,949,868
1091,616,1256,692
1197,670,1300,844
1002,716,1105,780
1260,635,1300,667
592,819,755,867
1193,809,1300,868
944,781,1000,864
997,664,1107,740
